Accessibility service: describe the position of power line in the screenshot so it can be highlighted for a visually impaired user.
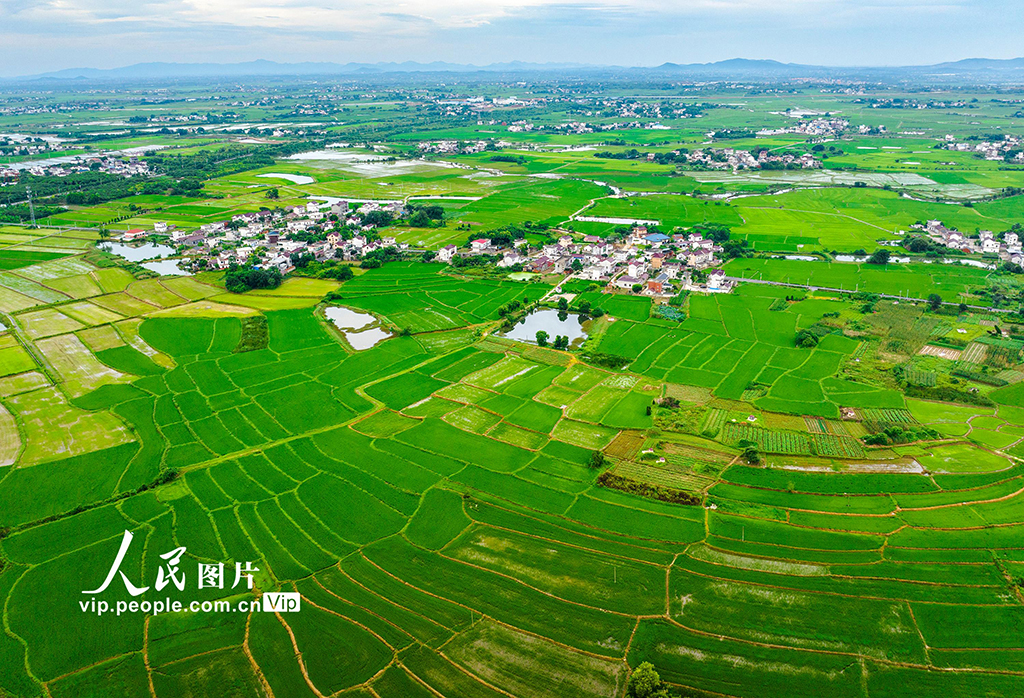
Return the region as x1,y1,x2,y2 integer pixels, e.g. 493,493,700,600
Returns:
26,186,36,228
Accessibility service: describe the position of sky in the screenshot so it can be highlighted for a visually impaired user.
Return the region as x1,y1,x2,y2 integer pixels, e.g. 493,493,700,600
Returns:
1,0,1023,76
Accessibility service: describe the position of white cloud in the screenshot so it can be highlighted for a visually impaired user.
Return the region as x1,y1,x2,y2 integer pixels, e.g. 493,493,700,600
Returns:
0,0,1013,75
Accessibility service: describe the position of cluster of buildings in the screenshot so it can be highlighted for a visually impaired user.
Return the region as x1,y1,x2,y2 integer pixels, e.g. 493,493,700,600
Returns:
757,117,850,138
855,98,968,109
942,134,1024,161
922,220,1023,264
115,192,735,296
0,155,150,181
685,148,820,171
506,120,671,134
417,140,500,154
432,95,544,116
120,199,410,275
450,225,730,296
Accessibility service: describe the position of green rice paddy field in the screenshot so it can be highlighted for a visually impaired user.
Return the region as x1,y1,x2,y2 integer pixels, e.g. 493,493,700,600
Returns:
0,257,1021,698
7,83,1024,696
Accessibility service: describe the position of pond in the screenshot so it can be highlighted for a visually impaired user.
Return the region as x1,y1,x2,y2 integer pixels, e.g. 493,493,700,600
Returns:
287,150,458,176
140,260,190,276
324,306,391,349
255,172,315,185
345,327,392,350
325,306,375,331
503,309,589,345
948,259,996,270
100,242,175,262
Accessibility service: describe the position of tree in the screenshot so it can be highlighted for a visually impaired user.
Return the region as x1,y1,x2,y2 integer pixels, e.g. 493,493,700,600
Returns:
928,293,943,311
224,265,283,294
421,250,436,262
571,258,583,272
867,249,891,265
795,329,819,348
409,210,432,227
631,283,643,294
626,662,669,698
592,307,605,318
557,297,569,311
721,239,751,259
578,300,592,314
362,210,394,228
289,252,315,269
265,187,279,200
959,302,968,314
588,451,607,469
535,330,549,347
742,446,761,464
321,265,352,281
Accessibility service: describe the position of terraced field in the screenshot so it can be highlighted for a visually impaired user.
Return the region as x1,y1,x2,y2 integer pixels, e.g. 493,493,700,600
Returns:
0,254,1020,698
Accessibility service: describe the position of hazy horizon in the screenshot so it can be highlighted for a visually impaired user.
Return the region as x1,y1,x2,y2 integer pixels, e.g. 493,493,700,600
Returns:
2,0,1023,78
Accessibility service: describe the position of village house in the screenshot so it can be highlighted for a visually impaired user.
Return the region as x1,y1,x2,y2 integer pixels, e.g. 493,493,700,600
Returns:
528,256,554,273
613,274,644,289
121,228,148,242
437,245,457,263
497,251,528,268
707,269,728,291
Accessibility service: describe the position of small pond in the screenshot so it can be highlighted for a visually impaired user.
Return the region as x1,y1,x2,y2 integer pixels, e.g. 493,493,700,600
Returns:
325,306,375,331
325,306,390,349
503,309,589,345
101,242,175,262
345,327,392,350
256,172,315,185
141,260,190,276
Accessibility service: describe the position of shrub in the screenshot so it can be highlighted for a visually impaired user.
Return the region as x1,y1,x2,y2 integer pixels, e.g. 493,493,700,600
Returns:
627,662,671,698
596,471,701,506
795,329,819,348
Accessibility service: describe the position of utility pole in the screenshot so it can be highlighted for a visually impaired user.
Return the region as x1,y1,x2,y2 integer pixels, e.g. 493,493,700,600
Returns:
26,186,36,228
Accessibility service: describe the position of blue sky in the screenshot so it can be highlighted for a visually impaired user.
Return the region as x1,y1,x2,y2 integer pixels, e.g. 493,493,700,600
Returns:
1,0,1022,76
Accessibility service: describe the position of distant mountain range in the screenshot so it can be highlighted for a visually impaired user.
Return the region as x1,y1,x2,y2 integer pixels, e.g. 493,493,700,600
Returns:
15,59,593,80
11,57,1024,82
